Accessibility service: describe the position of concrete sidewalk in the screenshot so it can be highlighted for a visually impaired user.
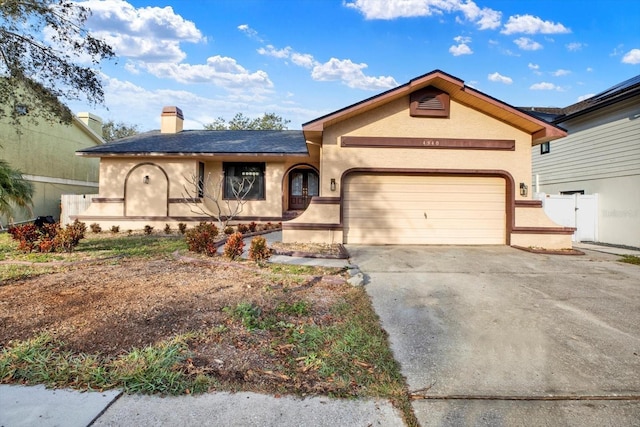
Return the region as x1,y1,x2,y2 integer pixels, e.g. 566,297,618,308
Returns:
0,385,403,427
573,241,640,257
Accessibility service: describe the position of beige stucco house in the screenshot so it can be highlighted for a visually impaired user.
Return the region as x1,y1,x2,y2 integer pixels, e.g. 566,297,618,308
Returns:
76,70,573,249
1,112,102,225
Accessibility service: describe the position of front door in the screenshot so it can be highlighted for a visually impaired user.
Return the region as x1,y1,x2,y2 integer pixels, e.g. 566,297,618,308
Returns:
289,170,319,210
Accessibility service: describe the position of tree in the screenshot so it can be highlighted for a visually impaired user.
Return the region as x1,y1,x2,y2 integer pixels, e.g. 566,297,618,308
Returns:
183,172,256,231
203,117,227,130
203,112,291,131
0,160,34,219
0,0,115,126
0,1,114,219
102,120,140,142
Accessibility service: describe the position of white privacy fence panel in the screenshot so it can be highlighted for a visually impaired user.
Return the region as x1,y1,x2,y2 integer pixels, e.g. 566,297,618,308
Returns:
537,193,598,242
60,194,96,225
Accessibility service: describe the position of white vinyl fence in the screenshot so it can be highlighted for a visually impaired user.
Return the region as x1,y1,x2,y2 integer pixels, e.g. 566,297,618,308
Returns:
60,194,96,225
537,193,598,242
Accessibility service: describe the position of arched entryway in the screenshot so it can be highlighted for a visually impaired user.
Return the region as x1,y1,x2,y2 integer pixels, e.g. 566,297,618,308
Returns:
124,163,169,217
288,167,319,210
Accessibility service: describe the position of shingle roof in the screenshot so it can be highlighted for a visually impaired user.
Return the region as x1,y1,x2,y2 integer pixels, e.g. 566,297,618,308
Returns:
77,130,308,156
519,74,640,124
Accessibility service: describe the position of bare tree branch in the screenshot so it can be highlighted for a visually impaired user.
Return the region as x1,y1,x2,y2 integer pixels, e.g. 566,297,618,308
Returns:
183,172,256,230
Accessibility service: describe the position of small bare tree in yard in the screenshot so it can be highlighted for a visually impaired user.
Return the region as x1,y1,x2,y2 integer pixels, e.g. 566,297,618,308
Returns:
183,172,256,230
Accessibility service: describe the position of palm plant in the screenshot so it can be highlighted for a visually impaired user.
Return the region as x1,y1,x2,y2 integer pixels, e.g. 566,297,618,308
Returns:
0,159,33,218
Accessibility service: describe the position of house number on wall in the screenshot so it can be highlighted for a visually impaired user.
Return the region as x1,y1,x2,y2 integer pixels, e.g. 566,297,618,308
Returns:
422,140,440,146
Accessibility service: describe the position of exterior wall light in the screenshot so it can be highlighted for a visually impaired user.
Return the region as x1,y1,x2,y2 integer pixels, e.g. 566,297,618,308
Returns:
330,178,336,192
519,182,528,197
143,175,150,184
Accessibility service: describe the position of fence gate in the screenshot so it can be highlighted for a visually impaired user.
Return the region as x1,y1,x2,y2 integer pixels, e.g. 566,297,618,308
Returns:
538,193,598,242
60,194,96,225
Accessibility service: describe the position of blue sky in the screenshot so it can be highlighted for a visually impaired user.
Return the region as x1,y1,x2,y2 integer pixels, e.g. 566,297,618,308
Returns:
69,0,640,131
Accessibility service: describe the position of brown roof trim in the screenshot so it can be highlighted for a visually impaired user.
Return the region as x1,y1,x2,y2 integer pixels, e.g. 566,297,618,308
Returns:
515,200,543,208
302,69,566,145
460,85,567,144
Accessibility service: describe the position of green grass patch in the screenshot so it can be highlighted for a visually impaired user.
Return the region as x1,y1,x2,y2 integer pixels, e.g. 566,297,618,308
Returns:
77,235,187,259
0,264,60,283
0,333,211,395
0,234,187,264
619,255,640,265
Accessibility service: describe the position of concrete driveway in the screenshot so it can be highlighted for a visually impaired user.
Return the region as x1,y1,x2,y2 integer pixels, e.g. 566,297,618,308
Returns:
348,245,640,427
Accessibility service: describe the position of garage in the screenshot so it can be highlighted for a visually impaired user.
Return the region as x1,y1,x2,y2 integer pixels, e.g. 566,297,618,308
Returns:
343,174,506,245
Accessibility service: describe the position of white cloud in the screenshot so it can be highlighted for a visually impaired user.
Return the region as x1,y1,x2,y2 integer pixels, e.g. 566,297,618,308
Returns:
454,35,472,44
530,82,559,90
622,49,640,64
344,0,501,30
566,42,585,52
143,55,273,92
577,93,595,102
449,43,473,56
81,0,204,62
78,74,321,131
501,14,570,35
237,24,263,42
610,44,625,57
586,67,593,72
514,37,542,51
251,39,396,90
528,62,541,75
257,44,292,59
291,52,316,68
552,69,571,76
488,72,512,84
311,58,398,90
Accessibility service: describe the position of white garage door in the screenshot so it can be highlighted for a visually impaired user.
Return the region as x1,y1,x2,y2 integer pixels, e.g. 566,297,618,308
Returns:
343,174,506,245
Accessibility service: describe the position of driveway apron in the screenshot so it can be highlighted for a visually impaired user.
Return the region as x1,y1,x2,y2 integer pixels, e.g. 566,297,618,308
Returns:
348,245,640,427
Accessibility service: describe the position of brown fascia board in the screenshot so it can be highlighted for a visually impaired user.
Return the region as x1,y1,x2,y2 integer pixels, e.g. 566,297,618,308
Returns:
303,69,566,144
460,85,567,144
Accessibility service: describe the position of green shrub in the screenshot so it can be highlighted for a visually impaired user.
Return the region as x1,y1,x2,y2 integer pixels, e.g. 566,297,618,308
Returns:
164,224,172,234
144,225,154,235
90,223,102,233
178,223,187,234
223,232,244,260
236,223,249,234
111,225,120,234
224,226,234,235
185,222,219,256
248,236,271,264
248,221,257,233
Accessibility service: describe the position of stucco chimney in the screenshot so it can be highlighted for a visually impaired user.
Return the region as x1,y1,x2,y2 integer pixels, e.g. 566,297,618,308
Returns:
161,106,184,134
77,112,103,135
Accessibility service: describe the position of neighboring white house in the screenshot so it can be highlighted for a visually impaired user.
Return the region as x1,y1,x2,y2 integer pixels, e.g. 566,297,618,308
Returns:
529,74,640,248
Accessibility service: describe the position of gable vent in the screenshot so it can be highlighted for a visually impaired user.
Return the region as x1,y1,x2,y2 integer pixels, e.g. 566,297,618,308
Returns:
418,96,444,110
410,86,450,118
